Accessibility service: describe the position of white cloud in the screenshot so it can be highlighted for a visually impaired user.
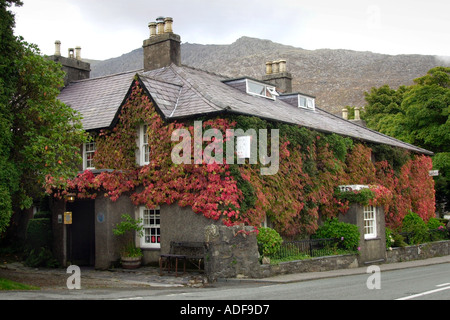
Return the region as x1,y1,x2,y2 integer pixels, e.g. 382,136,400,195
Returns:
10,0,450,60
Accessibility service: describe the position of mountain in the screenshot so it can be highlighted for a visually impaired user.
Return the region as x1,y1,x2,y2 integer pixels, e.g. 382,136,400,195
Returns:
89,36,450,114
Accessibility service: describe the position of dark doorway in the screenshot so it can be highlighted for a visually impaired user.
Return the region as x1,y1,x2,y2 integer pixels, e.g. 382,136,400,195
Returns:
66,200,95,266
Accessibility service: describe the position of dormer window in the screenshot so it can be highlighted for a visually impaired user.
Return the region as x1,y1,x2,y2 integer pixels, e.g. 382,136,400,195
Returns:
246,79,279,100
298,95,315,110
279,93,316,111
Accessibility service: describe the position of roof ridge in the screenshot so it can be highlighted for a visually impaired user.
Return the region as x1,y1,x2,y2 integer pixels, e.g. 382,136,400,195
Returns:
138,72,183,88
69,69,142,84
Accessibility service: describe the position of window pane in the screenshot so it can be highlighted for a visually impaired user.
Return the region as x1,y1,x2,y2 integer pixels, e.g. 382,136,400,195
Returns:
248,81,265,96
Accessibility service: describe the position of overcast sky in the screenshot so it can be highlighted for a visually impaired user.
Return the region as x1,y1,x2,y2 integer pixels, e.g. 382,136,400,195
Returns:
10,0,450,61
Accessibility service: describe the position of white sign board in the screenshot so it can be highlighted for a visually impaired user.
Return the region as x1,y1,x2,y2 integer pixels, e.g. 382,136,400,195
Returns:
338,185,370,192
429,170,439,177
236,136,251,159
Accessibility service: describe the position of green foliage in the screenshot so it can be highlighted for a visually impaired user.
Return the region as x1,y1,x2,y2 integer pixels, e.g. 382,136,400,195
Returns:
362,67,450,213
113,214,144,257
23,217,59,268
113,214,144,237
25,218,52,251
401,211,428,245
0,1,88,234
427,217,448,241
392,233,407,247
433,152,450,213
313,219,360,251
334,188,375,205
256,227,283,257
24,247,59,268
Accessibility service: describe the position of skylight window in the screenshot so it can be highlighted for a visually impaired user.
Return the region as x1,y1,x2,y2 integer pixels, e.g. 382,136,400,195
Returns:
246,79,279,100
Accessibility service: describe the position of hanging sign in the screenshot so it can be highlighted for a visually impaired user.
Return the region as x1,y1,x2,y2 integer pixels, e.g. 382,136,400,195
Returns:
64,211,72,225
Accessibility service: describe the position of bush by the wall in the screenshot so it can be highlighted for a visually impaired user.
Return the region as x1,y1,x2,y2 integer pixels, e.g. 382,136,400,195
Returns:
313,219,360,251
256,227,283,257
401,211,428,245
427,217,448,241
24,217,58,267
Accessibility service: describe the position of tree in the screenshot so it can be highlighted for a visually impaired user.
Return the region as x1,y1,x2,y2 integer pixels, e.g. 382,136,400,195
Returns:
0,1,88,234
362,67,450,213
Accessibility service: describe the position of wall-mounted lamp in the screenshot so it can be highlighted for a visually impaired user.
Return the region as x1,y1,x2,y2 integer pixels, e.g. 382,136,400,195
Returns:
65,193,76,203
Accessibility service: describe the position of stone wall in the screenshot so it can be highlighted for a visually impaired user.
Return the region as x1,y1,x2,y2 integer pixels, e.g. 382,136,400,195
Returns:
204,224,260,282
386,240,450,263
202,224,450,281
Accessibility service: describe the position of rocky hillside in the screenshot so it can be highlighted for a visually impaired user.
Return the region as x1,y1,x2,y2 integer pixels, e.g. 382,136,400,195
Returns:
90,36,450,114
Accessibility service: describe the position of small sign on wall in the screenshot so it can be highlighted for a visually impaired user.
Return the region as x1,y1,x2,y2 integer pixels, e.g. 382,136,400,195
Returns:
429,170,439,177
236,136,251,159
64,211,72,225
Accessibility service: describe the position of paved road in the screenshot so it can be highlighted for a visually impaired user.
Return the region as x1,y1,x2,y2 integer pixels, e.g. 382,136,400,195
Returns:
1,262,449,301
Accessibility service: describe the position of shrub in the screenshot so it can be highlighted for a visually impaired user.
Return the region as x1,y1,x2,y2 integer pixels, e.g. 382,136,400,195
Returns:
427,217,448,241
386,228,394,249
313,219,360,251
25,218,52,251
256,227,283,257
392,233,407,247
401,211,428,245
24,247,59,268
24,217,59,268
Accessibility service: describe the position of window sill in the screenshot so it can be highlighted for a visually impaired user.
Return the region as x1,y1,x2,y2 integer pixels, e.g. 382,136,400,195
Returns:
364,237,381,241
140,247,161,251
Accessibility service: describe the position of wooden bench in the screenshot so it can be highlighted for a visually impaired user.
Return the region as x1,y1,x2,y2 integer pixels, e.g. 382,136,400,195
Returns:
159,241,206,277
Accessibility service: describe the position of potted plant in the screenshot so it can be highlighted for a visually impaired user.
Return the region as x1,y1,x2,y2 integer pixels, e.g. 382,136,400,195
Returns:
113,214,144,269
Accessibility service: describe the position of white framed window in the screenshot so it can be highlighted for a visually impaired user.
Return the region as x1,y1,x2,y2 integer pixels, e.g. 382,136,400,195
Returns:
364,205,377,239
298,95,315,110
246,79,278,100
139,124,150,166
83,141,96,170
139,206,160,249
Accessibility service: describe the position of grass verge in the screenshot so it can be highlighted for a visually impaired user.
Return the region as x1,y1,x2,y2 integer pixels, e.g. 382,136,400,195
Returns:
0,278,40,291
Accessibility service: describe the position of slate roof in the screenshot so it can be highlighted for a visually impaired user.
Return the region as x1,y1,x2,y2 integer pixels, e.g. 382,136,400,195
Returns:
58,64,433,155
58,70,138,130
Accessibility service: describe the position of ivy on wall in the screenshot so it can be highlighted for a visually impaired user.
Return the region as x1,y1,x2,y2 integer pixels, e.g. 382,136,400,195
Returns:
45,82,436,237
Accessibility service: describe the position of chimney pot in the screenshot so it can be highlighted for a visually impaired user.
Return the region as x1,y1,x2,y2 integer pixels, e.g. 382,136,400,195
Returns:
265,61,273,75
354,107,361,120
75,46,81,60
164,17,173,33
54,40,61,56
149,22,157,38
68,48,75,59
156,16,165,34
279,59,287,73
342,108,348,120
272,60,280,74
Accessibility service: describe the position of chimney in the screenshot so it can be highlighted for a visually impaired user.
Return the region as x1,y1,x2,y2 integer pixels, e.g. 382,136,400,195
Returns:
262,59,293,93
75,46,82,60
143,16,181,71
47,41,90,86
54,40,61,56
